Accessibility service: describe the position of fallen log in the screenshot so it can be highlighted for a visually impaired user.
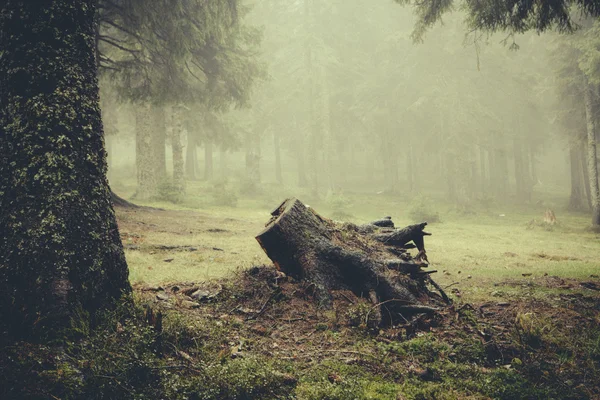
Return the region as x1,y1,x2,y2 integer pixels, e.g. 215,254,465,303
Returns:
256,198,449,325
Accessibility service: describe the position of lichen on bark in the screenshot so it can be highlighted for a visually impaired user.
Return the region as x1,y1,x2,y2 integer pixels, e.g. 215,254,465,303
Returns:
0,0,131,338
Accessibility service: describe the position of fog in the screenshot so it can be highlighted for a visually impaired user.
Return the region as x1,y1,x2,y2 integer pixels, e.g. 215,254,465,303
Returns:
100,1,588,215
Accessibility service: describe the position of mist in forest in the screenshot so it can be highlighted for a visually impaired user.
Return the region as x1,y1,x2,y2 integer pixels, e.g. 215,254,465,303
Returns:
99,1,594,218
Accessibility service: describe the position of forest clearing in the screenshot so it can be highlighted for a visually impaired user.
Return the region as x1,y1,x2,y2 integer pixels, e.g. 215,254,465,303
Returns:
3,0,600,399
43,188,599,399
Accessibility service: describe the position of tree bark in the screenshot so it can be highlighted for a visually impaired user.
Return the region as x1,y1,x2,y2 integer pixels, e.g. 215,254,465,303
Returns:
581,142,592,209
135,103,157,199
582,77,600,227
513,137,531,203
186,131,197,180
297,136,308,188
479,146,486,194
219,148,228,179
568,137,585,211
256,199,447,325
171,105,185,194
0,0,130,337
274,130,283,184
153,105,167,179
245,132,261,189
204,140,214,181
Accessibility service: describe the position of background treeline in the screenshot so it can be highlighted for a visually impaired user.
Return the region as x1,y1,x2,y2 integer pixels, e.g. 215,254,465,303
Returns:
99,0,600,225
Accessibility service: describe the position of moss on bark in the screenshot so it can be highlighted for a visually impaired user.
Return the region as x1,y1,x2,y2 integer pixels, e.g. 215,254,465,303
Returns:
0,0,131,338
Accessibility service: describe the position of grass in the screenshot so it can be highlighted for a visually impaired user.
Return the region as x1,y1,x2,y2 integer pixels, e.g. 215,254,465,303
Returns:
112,176,600,304
8,177,582,399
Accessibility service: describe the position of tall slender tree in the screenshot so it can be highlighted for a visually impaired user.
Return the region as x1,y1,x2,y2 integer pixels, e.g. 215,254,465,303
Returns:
0,0,130,337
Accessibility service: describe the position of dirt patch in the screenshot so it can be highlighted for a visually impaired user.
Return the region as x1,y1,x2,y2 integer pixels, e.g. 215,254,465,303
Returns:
531,252,580,261
135,265,600,376
498,275,600,291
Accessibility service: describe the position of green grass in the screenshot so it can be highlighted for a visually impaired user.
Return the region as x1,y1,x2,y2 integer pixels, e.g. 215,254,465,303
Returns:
112,176,600,303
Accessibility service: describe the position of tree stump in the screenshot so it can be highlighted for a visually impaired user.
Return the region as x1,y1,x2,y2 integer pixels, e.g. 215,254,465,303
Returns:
256,198,449,326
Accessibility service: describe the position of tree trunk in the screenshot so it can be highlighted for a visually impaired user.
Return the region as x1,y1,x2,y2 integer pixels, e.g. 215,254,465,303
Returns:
0,0,130,337
171,105,185,194
513,137,531,203
297,136,308,188
582,77,600,227
407,143,414,192
204,140,214,181
219,148,228,179
256,199,448,325
529,143,538,186
245,132,261,190
135,103,157,199
568,137,585,211
186,132,197,180
153,105,167,179
493,145,509,202
581,142,592,209
105,133,114,182
274,130,283,184
479,146,486,194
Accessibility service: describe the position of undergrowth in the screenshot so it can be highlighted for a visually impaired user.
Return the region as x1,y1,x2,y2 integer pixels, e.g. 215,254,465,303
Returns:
1,269,599,400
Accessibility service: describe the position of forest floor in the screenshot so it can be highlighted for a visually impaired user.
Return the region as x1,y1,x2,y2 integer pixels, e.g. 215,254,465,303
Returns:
2,189,600,399
112,191,600,399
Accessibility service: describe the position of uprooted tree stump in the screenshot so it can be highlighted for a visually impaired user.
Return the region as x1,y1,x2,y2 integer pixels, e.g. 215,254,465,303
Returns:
256,198,450,326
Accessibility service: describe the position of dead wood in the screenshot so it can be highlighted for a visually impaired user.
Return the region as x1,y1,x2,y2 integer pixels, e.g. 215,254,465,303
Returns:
256,198,449,326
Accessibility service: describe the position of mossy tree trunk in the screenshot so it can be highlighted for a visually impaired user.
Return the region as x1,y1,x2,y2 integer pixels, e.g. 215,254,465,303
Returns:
0,0,130,337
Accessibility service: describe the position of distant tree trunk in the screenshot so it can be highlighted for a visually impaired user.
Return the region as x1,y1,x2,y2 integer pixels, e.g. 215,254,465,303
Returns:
274,130,283,184
488,146,495,195
204,140,214,181
0,0,130,337
293,116,308,187
581,142,592,208
479,146,486,194
186,132,197,180
492,140,509,202
171,106,185,194
529,144,538,186
469,145,478,198
513,137,531,202
135,103,157,199
568,138,585,211
407,143,414,192
297,140,308,187
445,155,457,201
582,77,600,227
219,148,228,179
245,132,261,189
152,105,167,179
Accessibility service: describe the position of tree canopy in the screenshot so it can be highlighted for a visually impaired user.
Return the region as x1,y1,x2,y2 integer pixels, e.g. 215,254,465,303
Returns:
398,0,600,41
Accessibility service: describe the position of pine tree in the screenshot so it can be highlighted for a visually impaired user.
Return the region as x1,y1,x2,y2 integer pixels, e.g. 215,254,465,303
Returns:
0,0,130,338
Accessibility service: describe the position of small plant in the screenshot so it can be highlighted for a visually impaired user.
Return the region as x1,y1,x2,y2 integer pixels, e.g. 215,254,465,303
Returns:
514,312,554,348
407,194,440,223
345,302,373,328
212,180,238,207
156,179,184,203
